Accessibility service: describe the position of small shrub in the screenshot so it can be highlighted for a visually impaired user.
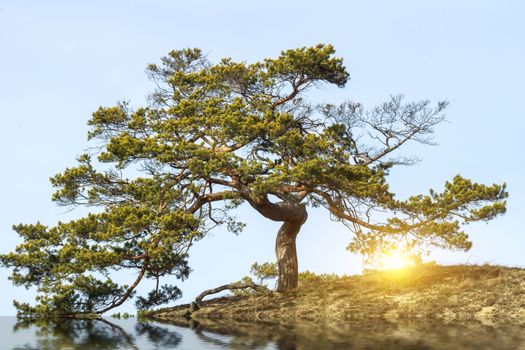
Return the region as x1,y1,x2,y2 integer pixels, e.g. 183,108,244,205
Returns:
250,262,278,285
299,271,340,283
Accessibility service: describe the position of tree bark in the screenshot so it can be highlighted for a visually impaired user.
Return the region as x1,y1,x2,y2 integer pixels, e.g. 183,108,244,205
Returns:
275,209,307,292
240,190,308,293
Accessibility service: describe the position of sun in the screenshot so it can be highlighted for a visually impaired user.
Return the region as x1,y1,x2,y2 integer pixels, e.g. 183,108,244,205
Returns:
376,249,413,270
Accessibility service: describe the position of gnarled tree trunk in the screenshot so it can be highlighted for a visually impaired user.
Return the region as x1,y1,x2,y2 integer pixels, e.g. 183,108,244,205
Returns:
242,191,308,293
275,206,308,292
275,220,303,292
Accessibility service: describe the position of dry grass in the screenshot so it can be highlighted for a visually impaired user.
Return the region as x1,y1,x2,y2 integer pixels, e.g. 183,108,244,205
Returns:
148,264,525,326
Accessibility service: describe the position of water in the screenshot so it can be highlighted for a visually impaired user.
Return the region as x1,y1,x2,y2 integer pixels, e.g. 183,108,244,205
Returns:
0,316,523,349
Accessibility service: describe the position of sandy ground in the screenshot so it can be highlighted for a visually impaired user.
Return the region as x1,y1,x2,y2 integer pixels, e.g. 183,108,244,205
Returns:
148,264,525,326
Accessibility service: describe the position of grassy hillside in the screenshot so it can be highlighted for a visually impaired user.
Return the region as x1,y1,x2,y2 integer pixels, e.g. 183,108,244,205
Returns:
147,264,525,326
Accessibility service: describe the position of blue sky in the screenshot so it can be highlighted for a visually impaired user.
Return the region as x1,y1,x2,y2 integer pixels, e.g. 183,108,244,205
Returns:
0,0,523,315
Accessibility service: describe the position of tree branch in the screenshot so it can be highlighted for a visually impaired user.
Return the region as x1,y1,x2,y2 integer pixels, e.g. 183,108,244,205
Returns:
194,281,270,305
188,190,239,213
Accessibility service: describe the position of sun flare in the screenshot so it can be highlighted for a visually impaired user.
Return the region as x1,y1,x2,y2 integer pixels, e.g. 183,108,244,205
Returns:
376,249,413,270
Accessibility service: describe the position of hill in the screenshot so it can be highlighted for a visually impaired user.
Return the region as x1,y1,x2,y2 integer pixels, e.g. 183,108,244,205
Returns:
146,264,525,326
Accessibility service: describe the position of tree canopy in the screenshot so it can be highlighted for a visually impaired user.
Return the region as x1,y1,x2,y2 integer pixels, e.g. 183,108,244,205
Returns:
0,44,507,317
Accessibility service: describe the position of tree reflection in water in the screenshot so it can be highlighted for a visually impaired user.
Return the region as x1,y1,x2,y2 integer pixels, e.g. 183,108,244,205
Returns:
8,317,525,350
188,319,271,350
135,321,181,348
11,318,183,350
12,318,138,350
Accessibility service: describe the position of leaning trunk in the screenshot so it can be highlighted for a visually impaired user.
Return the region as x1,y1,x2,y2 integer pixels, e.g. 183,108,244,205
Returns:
275,220,305,292
244,195,308,293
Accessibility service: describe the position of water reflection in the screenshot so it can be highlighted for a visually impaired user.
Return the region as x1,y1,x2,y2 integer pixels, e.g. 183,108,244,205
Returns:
169,318,525,350
11,318,140,350
135,322,181,349
9,318,184,350
1,316,523,350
